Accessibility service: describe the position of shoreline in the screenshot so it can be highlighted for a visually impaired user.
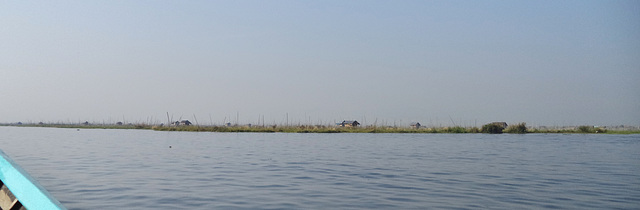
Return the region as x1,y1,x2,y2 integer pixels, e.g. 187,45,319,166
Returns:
2,124,639,134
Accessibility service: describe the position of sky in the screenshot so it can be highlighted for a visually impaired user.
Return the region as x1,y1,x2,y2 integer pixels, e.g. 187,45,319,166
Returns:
1,0,639,127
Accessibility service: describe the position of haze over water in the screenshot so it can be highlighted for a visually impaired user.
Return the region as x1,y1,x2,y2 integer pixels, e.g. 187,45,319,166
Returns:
1,127,638,209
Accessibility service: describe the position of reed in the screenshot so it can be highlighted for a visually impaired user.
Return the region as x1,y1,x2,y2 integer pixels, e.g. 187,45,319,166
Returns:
528,126,608,134
504,122,527,134
444,126,468,133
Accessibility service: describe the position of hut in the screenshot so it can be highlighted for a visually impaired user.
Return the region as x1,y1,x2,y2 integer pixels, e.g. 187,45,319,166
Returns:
173,120,192,126
410,122,422,129
337,120,360,127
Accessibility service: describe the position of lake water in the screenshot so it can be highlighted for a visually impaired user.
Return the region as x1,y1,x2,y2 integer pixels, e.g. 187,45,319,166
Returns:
0,127,638,209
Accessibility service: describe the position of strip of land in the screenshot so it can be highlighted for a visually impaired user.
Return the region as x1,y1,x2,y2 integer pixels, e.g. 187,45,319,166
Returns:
2,123,639,134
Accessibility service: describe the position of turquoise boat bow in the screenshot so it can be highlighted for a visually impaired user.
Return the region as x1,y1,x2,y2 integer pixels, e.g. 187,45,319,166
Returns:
0,150,66,210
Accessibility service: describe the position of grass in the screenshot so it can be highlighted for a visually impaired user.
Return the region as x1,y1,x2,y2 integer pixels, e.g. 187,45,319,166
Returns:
602,130,640,134
527,126,610,134
2,123,153,130
151,125,484,133
504,122,527,134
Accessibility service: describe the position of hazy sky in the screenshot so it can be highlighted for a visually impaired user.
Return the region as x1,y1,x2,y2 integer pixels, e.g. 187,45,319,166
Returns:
1,0,639,126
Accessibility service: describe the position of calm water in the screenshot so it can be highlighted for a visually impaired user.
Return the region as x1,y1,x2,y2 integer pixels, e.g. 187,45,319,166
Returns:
0,127,638,209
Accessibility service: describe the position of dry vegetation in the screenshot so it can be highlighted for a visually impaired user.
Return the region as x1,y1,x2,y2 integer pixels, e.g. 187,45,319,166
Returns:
2,123,638,134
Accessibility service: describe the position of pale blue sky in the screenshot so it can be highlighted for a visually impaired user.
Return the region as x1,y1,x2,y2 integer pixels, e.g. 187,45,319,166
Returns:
1,0,639,126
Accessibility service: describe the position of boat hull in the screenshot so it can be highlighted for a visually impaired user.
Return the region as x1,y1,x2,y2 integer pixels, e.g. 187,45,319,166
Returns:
0,150,66,210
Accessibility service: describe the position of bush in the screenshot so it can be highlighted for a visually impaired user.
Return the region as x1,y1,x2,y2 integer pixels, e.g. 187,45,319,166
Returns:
577,126,594,133
505,122,527,134
482,123,504,134
445,126,467,133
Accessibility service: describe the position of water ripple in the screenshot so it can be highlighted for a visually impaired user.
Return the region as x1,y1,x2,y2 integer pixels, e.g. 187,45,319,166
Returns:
0,128,638,209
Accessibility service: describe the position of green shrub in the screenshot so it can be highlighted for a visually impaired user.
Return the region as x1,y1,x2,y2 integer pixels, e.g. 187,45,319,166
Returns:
505,122,527,134
482,123,504,134
445,126,467,133
577,125,594,133
467,127,481,133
